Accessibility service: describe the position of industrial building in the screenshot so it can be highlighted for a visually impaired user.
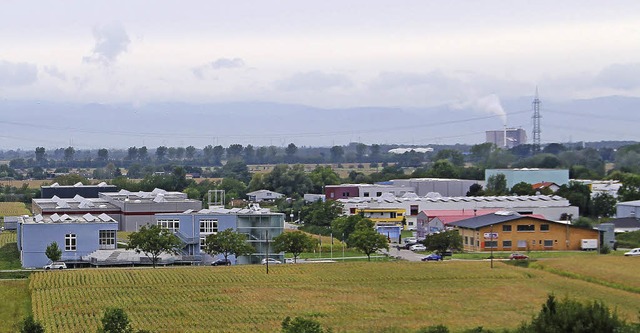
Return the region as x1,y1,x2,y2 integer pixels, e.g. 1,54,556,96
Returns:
156,205,285,265
338,193,579,230
388,178,482,197
449,211,600,252
16,213,119,268
485,168,569,189
32,188,202,231
325,184,413,200
486,128,527,148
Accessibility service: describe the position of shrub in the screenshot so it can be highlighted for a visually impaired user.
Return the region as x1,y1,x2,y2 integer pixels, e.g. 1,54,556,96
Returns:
416,325,449,333
18,315,44,333
282,316,331,333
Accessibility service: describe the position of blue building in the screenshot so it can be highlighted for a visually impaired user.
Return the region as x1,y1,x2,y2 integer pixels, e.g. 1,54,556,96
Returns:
156,205,285,265
485,168,569,189
16,213,118,268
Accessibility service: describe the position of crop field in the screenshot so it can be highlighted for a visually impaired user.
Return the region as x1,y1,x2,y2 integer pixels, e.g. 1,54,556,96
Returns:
0,202,29,219
29,260,640,333
531,256,640,293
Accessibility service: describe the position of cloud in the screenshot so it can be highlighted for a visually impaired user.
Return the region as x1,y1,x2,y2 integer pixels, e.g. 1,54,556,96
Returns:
83,22,131,66
0,60,38,86
43,66,67,81
211,57,245,70
595,63,640,90
275,71,352,91
369,71,455,90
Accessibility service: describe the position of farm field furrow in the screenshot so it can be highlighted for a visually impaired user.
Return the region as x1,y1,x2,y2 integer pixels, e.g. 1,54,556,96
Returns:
29,260,640,333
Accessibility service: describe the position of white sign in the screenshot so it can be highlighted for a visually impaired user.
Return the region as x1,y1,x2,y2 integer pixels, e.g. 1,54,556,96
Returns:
484,232,499,239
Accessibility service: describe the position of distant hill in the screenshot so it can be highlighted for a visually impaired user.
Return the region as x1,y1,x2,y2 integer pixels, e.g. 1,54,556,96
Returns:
0,95,638,149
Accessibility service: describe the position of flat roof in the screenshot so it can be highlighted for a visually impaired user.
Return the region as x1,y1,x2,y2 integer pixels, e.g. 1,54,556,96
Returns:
33,195,119,211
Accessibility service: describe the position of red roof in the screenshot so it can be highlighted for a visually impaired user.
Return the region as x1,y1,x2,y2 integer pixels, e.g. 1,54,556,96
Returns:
532,182,558,190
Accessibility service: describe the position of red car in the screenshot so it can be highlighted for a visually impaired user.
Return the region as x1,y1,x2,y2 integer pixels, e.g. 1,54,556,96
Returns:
509,253,529,260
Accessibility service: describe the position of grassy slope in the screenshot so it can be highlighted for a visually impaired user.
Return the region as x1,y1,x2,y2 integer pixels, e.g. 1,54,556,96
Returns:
0,232,21,270
0,280,31,333
29,260,640,333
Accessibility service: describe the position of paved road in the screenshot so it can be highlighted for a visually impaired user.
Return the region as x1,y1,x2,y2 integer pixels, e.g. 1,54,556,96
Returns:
381,245,425,262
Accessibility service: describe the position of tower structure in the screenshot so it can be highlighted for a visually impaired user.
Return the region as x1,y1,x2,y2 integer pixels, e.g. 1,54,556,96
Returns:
532,87,542,151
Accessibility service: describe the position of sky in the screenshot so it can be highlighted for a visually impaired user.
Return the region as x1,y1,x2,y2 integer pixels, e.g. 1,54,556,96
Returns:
1,1,640,149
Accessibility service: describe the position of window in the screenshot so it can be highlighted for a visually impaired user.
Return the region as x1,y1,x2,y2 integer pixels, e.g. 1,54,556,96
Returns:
200,219,218,234
390,212,397,219
464,236,468,245
363,192,370,197
65,233,76,251
517,240,527,248
503,240,512,248
200,237,207,248
376,192,382,197
470,237,475,246
410,205,419,216
157,219,180,232
99,230,116,250
485,241,498,248
517,224,535,232
502,225,512,232
330,192,334,198
544,240,553,247
540,224,550,231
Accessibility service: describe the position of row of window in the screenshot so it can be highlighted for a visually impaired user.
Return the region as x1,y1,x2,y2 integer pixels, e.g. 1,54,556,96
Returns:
63,230,117,251
502,224,550,232
465,236,557,248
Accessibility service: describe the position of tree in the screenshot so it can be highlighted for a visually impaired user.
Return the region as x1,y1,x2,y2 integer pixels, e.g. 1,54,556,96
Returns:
301,200,343,227
155,146,168,161
203,145,214,164
285,143,298,161
185,145,196,160
273,231,316,263
329,146,344,162
281,316,330,333
422,230,462,256
518,295,626,333
212,145,225,165
466,183,485,196
45,241,62,262
204,229,255,262
138,146,148,161
98,307,133,333
591,193,617,218
309,166,340,194
556,181,592,216
227,144,244,158
433,149,464,167
370,144,381,161
510,182,535,196
18,315,45,333
126,224,182,268
127,147,138,160
485,174,508,196
617,173,640,202
348,220,388,261
64,146,75,162
332,215,372,243
35,147,46,165
97,148,109,162
428,159,459,178
355,143,368,162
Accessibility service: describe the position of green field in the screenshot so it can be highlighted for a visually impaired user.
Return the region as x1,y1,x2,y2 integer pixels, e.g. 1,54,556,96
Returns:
27,258,640,333
0,280,31,333
0,202,30,218
0,232,21,270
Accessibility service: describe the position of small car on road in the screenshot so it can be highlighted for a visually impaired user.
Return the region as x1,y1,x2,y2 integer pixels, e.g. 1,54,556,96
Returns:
421,253,443,261
410,244,427,252
261,258,282,265
624,248,640,256
43,262,67,270
509,253,529,260
211,258,232,266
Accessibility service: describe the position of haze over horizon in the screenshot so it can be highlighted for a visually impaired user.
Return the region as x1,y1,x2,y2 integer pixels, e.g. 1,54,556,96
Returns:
1,1,640,149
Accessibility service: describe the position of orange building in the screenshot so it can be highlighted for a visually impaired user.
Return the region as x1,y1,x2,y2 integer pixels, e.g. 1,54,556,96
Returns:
449,212,600,252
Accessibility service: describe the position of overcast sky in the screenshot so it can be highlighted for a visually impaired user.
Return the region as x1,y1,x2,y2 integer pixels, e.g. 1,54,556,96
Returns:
1,0,639,110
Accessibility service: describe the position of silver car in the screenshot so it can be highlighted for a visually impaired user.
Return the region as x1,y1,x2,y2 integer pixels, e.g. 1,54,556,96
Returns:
44,262,67,270
624,248,640,256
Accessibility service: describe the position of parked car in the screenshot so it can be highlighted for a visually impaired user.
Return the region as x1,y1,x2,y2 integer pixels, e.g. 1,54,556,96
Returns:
211,258,231,266
261,258,282,265
509,253,529,260
402,242,418,250
285,258,295,264
421,253,443,261
624,248,640,256
410,244,427,252
43,262,67,270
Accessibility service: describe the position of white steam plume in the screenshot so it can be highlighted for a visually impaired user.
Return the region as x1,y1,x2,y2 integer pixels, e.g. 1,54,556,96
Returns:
474,94,507,125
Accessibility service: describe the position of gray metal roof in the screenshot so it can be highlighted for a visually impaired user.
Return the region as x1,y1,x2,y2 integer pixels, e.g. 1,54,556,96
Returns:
448,211,551,229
